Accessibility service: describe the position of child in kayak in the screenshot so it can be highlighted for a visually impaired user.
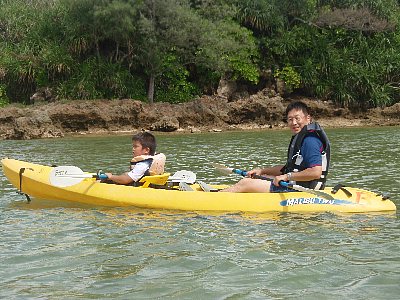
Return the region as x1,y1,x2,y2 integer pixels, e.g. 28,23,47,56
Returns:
103,132,165,185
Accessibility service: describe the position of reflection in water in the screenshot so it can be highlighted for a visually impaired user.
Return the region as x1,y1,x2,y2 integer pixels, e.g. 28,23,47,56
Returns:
0,127,399,298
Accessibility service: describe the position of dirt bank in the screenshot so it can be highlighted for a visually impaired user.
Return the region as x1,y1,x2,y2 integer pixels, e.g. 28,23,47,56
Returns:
1,90,399,140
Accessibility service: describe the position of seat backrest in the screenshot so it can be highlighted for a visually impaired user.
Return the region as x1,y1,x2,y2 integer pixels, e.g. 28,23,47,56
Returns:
138,173,170,188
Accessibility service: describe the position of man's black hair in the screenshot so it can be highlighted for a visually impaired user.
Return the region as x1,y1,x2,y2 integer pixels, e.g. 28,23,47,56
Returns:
285,101,311,117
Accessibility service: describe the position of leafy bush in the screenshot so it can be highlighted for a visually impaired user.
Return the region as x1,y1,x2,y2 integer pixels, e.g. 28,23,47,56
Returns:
156,55,199,103
274,66,301,93
1,0,400,108
57,59,147,100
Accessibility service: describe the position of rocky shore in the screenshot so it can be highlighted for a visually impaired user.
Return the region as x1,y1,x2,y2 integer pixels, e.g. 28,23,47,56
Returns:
1,89,399,140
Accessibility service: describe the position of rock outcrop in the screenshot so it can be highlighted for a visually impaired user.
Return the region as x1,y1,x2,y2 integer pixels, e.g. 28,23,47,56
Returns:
0,89,399,140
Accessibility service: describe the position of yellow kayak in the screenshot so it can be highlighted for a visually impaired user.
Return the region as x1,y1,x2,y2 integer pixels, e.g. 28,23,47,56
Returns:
1,158,396,213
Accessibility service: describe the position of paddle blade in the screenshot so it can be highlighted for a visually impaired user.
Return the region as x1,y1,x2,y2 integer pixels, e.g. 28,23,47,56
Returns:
212,163,234,175
49,166,92,187
168,170,196,184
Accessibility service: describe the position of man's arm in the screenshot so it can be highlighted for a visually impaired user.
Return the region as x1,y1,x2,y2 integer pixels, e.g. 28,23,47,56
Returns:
247,165,285,177
273,165,322,186
260,165,285,176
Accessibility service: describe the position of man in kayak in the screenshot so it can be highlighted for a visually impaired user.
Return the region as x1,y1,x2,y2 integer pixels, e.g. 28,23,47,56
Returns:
220,101,330,193
103,132,165,185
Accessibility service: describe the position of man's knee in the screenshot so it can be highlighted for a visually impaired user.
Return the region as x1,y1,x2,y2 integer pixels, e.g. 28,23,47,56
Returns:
239,177,253,186
240,177,270,193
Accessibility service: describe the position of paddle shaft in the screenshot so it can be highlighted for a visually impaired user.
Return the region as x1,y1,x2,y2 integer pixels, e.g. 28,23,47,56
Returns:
230,168,334,200
54,173,98,179
231,168,289,187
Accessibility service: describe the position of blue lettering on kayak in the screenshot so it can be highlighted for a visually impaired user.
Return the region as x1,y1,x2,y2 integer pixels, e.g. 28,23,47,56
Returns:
280,197,354,206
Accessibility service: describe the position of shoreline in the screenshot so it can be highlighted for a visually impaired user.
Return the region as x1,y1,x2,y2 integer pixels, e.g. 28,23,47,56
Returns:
64,119,399,139
1,95,399,140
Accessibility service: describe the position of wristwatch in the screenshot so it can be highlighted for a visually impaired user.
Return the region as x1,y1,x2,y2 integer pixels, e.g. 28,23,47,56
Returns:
287,172,293,181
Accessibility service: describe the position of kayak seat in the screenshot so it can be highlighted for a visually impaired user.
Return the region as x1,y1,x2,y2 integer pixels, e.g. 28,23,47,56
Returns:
139,173,170,188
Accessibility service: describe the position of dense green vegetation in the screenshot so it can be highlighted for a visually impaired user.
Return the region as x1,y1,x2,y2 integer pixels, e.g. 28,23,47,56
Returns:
1,0,399,108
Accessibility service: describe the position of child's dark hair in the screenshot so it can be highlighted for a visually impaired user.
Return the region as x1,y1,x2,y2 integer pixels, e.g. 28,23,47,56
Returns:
132,132,156,155
285,101,311,117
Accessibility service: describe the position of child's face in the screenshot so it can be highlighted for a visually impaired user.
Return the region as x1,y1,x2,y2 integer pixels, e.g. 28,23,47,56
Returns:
132,140,150,157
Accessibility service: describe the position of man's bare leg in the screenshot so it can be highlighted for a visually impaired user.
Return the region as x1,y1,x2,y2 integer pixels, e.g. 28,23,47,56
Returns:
219,178,271,193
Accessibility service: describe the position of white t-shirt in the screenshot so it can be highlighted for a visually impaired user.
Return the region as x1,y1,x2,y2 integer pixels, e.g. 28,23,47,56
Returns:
127,161,151,182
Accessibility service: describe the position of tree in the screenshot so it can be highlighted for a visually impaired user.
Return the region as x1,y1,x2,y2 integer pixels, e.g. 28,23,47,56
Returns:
91,0,138,63
133,0,258,103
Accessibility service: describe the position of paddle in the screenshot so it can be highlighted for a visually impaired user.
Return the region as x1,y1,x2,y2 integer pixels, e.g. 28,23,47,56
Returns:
213,163,334,200
49,166,107,187
49,166,196,187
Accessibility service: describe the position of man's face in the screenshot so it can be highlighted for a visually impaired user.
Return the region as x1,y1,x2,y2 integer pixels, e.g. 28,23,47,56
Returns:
287,109,311,135
132,140,150,157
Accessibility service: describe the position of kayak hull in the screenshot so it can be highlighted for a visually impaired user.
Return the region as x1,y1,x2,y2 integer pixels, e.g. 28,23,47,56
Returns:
1,158,396,213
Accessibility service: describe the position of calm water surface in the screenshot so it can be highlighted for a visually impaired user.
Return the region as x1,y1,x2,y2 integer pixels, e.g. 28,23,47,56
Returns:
1,127,399,299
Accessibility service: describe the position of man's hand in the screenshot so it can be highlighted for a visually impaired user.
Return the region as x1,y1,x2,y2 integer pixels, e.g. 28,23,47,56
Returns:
273,174,289,186
246,168,263,177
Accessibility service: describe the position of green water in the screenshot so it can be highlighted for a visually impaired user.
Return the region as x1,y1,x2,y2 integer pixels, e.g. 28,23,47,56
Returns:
1,127,399,299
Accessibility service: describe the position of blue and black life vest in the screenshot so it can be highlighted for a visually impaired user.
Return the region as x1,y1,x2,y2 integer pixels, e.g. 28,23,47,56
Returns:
282,122,330,190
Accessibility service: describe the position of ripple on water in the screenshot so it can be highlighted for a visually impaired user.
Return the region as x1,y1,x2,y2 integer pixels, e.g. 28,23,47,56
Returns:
1,128,399,299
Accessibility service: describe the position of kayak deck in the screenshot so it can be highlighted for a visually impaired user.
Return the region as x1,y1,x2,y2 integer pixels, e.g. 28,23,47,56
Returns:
1,158,397,213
